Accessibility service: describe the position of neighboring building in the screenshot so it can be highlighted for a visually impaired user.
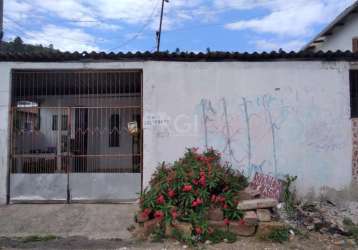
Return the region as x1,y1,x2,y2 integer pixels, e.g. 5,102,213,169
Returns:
303,1,358,52
0,51,358,204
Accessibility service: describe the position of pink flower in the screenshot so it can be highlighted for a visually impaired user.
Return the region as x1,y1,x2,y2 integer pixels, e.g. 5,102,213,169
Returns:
239,219,246,225
224,218,230,225
171,209,178,220
182,185,192,192
154,211,164,220
223,204,228,209
168,189,175,198
156,195,165,205
195,227,202,235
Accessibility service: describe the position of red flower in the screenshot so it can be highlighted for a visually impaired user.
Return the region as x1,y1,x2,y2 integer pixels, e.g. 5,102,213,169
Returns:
239,219,246,225
211,195,217,203
195,227,202,235
223,204,228,209
199,176,206,187
141,208,151,218
182,185,192,192
168,189,175,198
224,218,230,225
154,211,164,220
192,198,203,207
171,209,178,220
156,194,165,205
193,179,199,185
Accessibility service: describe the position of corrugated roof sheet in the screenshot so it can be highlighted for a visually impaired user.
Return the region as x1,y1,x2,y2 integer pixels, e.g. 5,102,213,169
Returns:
0,50,358,62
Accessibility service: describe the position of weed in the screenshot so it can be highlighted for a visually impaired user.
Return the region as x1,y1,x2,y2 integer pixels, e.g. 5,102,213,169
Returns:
206,229,237,244
266,228,290,243
282,175,297,218
343,218,358,244
21,235,57,243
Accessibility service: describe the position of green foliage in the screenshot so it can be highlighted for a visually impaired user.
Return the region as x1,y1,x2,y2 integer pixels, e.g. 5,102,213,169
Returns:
139,148,248,244
343,218,358,243
206,229,237,244
282,175,297,217
0,37,59,53
266,228,290,243
21,235,57,243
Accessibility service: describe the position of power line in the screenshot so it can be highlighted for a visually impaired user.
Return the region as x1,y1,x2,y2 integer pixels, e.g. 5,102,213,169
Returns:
109,0,162,51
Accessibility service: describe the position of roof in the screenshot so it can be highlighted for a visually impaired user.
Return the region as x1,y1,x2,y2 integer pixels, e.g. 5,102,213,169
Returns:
0,50,358,62
302,1,358,51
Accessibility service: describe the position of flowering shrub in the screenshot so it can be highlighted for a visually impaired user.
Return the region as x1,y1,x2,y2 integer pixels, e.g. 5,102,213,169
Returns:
138,148,248,243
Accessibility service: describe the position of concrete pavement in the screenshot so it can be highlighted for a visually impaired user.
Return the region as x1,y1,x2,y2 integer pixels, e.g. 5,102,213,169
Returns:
0,204,137,240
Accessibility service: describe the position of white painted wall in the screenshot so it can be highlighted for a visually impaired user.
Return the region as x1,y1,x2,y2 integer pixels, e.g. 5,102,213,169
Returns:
0,60,353,204
314,13,358,52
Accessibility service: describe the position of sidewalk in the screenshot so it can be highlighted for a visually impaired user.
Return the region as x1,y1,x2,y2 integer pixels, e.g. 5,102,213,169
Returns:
0,204,136,240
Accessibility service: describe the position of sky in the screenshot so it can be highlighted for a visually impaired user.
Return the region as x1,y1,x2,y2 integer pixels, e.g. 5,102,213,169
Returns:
3,0,357,53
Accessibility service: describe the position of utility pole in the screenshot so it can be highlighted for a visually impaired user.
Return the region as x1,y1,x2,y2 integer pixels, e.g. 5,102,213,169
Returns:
156,0,168,52
0,0,3,44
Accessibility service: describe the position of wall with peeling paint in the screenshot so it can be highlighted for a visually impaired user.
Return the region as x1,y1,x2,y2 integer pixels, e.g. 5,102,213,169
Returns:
142,61,352,196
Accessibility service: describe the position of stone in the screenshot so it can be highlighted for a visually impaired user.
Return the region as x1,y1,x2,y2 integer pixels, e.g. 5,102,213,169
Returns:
256,221,287,239
229,221,257,236
208,220,229,231
239,187,261,200
208,207,224,221
238,198,278,210
243,211,259,225
173,221,192,237
257,209,272,222
143,219,161,236
165,223,175,237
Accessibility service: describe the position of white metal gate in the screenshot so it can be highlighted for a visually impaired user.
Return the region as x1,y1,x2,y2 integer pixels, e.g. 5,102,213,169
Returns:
9,70,142,203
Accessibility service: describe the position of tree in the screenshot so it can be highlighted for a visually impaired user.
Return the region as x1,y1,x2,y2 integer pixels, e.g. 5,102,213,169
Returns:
0,36,59,53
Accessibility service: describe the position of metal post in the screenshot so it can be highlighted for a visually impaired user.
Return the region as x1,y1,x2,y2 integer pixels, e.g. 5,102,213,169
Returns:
156,0,168,52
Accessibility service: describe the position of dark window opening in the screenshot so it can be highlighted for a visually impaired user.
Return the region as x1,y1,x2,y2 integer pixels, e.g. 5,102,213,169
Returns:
353,38,358,53
109,114,120,147
52,115,58,131
350,70,358,118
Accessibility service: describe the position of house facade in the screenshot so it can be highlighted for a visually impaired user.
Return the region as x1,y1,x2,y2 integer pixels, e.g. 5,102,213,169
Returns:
303,1,358,52
0,52,357,204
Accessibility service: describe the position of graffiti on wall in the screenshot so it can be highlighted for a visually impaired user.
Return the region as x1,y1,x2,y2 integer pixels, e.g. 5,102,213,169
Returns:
198,87,350,180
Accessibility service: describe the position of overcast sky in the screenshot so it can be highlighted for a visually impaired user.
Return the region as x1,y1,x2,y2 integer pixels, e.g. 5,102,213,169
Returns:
3,0,356,52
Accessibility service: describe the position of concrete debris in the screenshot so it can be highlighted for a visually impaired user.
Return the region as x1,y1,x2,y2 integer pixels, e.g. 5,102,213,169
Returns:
238,198,278,210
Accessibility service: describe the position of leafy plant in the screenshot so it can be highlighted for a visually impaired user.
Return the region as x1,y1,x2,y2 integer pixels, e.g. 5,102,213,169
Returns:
282,175,297,217
21,235,57,243
266,228,290,243
138,148,248,244
206,229,237,244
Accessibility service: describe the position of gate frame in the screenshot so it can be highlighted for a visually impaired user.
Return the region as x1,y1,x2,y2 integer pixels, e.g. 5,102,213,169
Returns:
7,68,144,204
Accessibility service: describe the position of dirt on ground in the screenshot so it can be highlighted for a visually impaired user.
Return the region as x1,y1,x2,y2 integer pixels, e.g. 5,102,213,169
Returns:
0,232,356,250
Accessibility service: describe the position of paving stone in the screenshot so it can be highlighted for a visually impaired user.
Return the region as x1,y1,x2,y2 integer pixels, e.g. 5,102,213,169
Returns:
237,198,278,210
257,209,272,222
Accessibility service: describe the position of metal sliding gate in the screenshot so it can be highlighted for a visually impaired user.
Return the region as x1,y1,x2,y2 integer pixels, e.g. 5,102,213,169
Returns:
9,70,142,203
